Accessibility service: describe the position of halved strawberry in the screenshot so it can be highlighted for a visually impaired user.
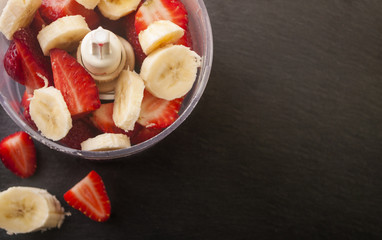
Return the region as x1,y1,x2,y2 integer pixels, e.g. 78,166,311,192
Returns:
90,103,125,134
138,90,183,129
131,126,162,145
3,41,24,85
40,0,100,29
50,48,101,118
135,0,188,33
64,170,111,222
4,28,53,91
30,10,47,33
125,10,146,70
60,118,101,150
90,103,139,138
21,91,33,110
0,131,37,178
134,0,191,47
20,91,38,130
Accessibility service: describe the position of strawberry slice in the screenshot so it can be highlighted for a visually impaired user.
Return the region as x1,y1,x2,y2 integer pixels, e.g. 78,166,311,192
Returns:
50,48,101,118
135,0,188,33
4,28,53,92
125,10,147,70
90,103,125,134
3,41,24,85
0,131,37,178
64,170,111,222
30,10,47,33
134,0,191,47
20,91,38,130
131,126,162,145
40,0,100,29
60,118,101,150
138,90,183,129
90,103,139,138
21,91,33,110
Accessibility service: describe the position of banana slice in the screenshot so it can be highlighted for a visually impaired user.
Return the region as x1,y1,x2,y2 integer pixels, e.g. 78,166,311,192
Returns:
138,20,184,55
0,0,41,40
29,87,72,141
75,0,100,9
37,15,90,56
98,0,141,20
81,133,131,151
0,186,67,235
140,45,201,100
113,70,145,131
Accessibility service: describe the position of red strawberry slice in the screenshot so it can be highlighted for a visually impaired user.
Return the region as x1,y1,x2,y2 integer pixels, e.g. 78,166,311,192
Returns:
60,118,101,149
30,10,47,33
131,126,162,145
135,0,188,33
125,10,146,70
138,90,183,129
21,91,33,110
3,41,24,85
90,103,125,134
134,0,191,48
0,131,37,178
4,28,53,92
20,91,38,130
50,48,101,118
40,0,100,29
90,103,139,137
64,170,111,222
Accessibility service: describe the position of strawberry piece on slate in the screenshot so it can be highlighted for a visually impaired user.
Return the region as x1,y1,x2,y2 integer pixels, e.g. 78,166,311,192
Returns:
4,28,53,91
0,131,37,178
40,0,100,29
138,90,183,129
64,170,111,222
60,118,101,150
50,48,101,118
134,0,191,48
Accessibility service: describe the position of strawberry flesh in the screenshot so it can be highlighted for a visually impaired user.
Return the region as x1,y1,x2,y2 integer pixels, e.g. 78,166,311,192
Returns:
4,28,53,91
30,10,47,33
40,0,100,29
64,170,111,222
0,131,37,178
50,48,101,118
135,0,188,33
20,91,37,129
125,10,147,70
90,103,125,134
3,41,24,85
138,90,183,129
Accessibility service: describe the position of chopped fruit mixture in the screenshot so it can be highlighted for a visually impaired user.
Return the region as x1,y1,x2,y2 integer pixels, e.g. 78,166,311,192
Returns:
0,0,201,151
64,170,111,222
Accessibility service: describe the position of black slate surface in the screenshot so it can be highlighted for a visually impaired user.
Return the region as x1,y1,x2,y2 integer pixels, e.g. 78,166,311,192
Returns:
1,0,382,239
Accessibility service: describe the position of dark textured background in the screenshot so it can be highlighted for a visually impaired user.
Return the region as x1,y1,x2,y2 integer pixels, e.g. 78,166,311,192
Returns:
1,0,382,239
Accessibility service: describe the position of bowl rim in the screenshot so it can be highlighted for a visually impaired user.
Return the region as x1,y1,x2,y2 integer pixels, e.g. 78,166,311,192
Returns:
0,0,213,160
